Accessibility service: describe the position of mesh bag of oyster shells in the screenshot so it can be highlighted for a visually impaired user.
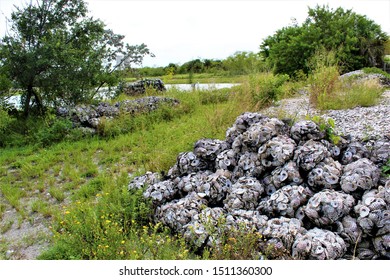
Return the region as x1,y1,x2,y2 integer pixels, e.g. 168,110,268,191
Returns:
130,111,390,259
292,228,347,260
304,190,355,227
258,184,312,218
224,176,264,211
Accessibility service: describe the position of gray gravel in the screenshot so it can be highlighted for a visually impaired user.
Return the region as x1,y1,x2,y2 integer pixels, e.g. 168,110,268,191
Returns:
261,90,390,141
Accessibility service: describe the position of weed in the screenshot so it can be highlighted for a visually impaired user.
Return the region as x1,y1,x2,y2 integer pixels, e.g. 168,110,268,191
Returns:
306,115,340,144
382,159,390,178
0,184,25,211
308,51,384,110
48,187,66,203
30,200,52,218
0,220,14,234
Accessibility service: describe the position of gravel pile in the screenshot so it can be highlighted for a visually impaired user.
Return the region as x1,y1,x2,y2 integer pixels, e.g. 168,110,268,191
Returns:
261,90,390,141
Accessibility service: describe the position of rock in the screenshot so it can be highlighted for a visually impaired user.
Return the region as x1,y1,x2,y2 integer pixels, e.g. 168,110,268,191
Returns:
57,96,179,130
118,79,166,96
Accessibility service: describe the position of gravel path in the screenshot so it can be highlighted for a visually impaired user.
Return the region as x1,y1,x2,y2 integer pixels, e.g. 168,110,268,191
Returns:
261,90,390,141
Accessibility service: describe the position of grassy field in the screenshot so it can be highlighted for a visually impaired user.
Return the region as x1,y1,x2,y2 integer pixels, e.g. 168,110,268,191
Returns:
0,70,386,259
0,82,262,260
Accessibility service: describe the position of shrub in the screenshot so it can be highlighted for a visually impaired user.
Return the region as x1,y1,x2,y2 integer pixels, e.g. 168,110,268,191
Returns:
309,67,383,110
35,117,73,147
0,109,14,146
249,72,289,106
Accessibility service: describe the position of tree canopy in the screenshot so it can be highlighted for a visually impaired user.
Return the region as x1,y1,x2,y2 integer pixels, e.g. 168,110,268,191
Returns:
260,5,389,76
0,0,152,116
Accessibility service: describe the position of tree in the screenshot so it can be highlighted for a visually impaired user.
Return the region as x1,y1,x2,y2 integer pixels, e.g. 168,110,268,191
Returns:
260,5,389,76
222,51,266,75
0,0,152,117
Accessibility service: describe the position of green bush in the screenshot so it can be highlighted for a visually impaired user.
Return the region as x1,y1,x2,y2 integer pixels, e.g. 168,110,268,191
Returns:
0,109,14,146
362,67,390,79
249,73,289,105
35,117,73,147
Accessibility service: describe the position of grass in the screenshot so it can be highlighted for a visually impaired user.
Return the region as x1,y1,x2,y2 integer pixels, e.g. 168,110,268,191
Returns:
0,82,261,259
309,65,385,110
0,70,385,259
125,72,247,84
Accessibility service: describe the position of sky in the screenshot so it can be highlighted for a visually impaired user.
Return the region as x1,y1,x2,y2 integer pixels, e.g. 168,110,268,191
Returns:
0,0,389,67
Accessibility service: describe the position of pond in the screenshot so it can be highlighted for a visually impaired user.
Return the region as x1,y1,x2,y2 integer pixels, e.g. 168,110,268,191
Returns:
165,83,240,91
5,83,241,109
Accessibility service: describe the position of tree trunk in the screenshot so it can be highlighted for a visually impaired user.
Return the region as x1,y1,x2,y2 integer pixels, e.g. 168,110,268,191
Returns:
24,84,44,117
32,90,44,115
23,85,33,118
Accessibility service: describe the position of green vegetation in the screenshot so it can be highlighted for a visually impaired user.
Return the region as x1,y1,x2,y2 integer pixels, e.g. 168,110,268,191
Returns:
0,84,263,259
0,0,389,260
261,5,388,76
308,51,384,110
0,0,151,117
127,51,267,82
0,69,387,259
382,159,390,178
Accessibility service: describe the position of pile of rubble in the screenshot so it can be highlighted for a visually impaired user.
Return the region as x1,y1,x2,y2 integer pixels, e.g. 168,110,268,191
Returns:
57,96,179,131
118,79,166,96
129,112,390,259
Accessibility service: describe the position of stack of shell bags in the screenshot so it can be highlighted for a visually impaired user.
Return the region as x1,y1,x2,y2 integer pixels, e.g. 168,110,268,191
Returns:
129,112,390,260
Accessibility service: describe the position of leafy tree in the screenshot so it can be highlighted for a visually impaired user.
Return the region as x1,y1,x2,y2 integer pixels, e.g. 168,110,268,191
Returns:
178,59,204,74
222,51,266,75
0,0,152,117
261,5,389,76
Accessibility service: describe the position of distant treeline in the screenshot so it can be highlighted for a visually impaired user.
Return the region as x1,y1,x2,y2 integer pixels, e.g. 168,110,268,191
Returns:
130,51,268,77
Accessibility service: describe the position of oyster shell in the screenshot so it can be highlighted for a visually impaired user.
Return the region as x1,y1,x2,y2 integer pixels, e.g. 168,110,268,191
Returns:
292,228,347,260
290,120,324,143
128,171,161,190
225,209,269,232
183,207,226,248
307,157,343,191
194,139,230,164
293,140,330,171
225,112,270,145
215,149,237,171
341,141,369,165
233,151,264,179
224,177,264,211
143,180,177,206
262,217,307,251
340,158,380,194
175,151,208,176
155,192,207,233
304,190,355,226
258,135,296,168
367,139,390,166
335,215,362,247
258,185,312,218
132,112,389,260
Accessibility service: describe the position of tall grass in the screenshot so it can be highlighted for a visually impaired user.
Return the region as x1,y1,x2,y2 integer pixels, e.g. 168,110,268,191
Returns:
309,66,383,110
308,50,384,110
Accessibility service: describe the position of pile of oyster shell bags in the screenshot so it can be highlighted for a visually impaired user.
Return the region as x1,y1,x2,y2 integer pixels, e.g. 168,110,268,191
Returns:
128,112,390,259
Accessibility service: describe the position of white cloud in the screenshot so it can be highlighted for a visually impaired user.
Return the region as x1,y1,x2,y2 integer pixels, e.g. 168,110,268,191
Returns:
1,0,389,67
